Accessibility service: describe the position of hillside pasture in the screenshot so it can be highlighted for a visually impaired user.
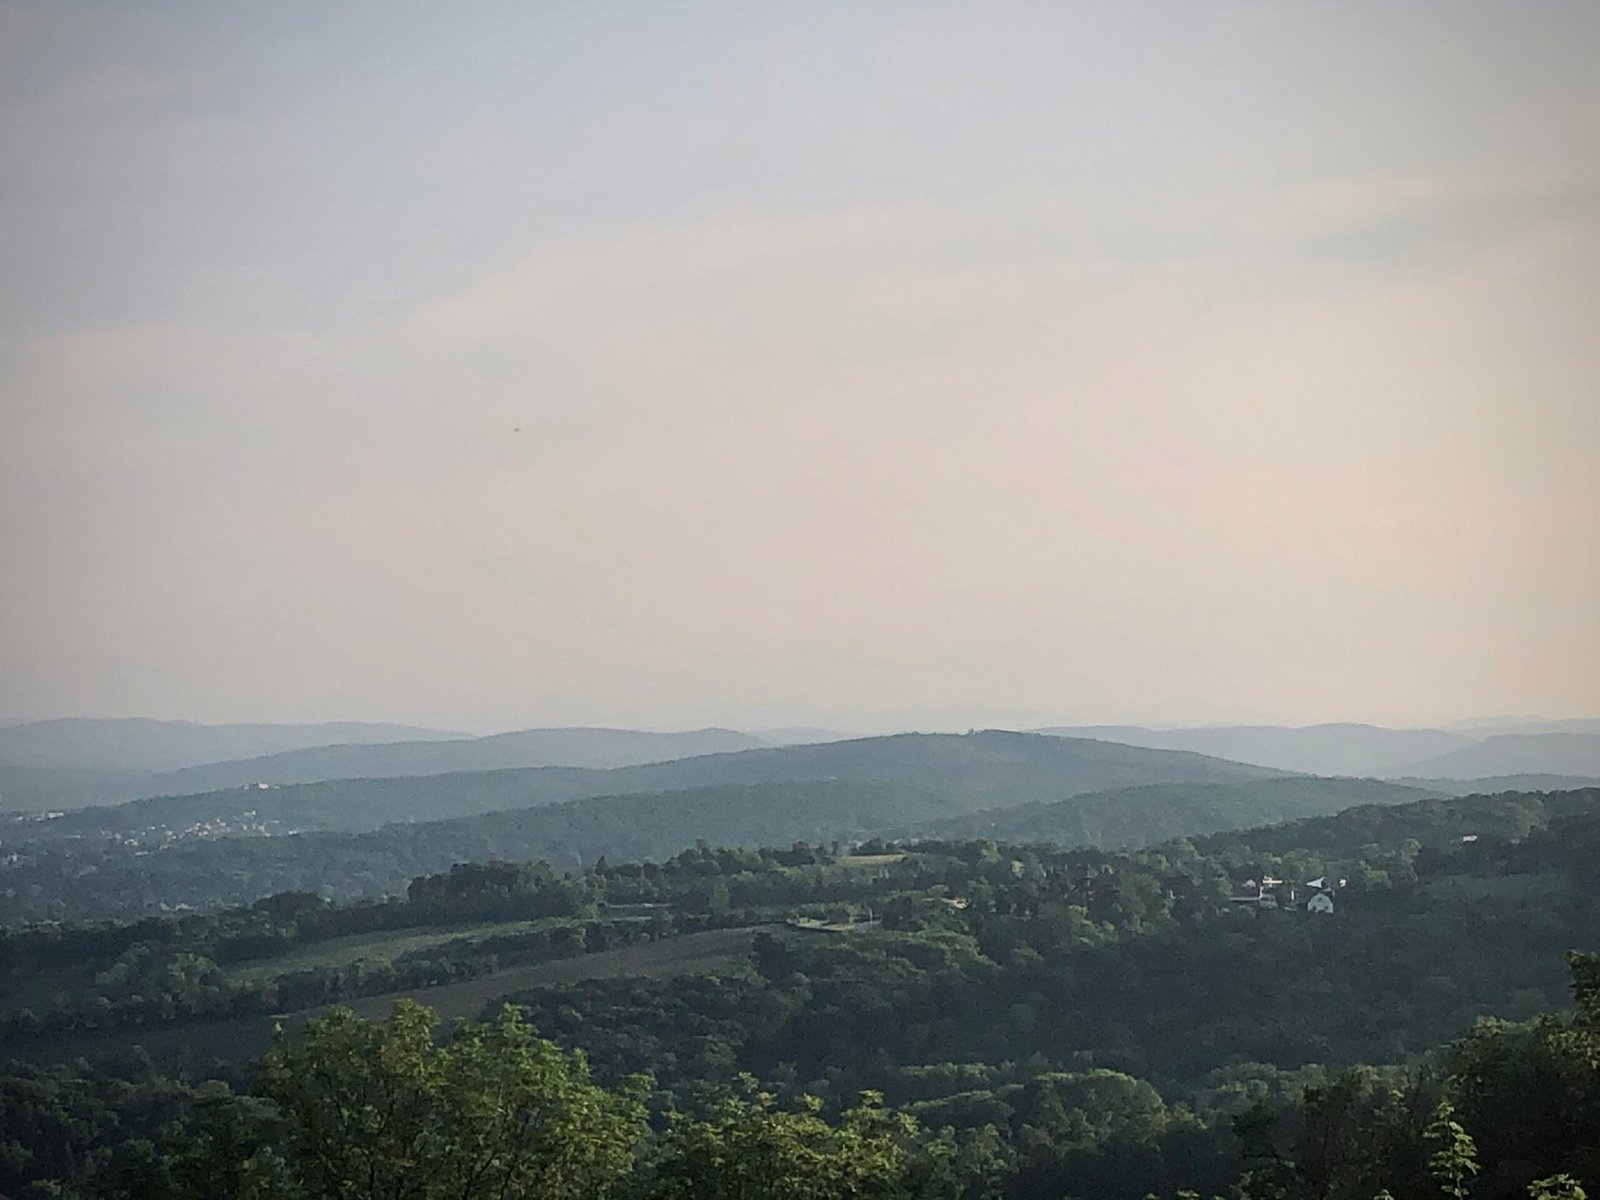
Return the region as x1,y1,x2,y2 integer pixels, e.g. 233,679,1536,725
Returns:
8,925,772,1068
224,917,582,982
284,924,771,1024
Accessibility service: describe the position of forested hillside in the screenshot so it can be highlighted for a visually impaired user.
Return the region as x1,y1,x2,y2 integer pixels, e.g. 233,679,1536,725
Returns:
1,787,1596,1198
0,726,777,811
0,717,464,772
1391,732,1600,780
900,777,1433,846
18,731,1285,834
115,725,770,796
1398,773,1600,796
1036,723,1473,776
0,718,469,812
0,772,1537,927
3,738,1325,923
0,778,1195,921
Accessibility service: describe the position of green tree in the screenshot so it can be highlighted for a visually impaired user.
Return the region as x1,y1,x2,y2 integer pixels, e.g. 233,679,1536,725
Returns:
1528,1176,1586,1200
645,1078,925,1200
254,1001,645,1200
1423,1100,1478,1200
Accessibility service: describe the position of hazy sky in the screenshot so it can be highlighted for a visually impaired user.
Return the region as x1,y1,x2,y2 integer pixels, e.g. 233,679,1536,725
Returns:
3,2,1598,733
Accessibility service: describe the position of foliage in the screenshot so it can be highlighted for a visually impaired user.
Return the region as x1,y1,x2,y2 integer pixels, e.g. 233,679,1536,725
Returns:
1424,1100,1479,1200
647,1080,926,1200
2,729,1288,921
1,789,1599,1199
247,1002,647,1200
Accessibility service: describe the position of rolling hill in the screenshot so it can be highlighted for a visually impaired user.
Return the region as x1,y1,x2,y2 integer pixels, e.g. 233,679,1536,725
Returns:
0,765,150,813
0,725,787,812
30,730,1289,838
0,717,466,772
81,726,774,804
3,732,1298,918
898,776,1440,848
1392,773,1600,796
1034,723,1472,776
1386,733,1600,780
1443,717,1600,737
1194,785,1600,858
360,779,972,874
0,779,990,916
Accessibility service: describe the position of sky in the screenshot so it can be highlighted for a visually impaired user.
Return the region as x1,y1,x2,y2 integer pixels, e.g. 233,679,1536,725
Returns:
2,1,1598,734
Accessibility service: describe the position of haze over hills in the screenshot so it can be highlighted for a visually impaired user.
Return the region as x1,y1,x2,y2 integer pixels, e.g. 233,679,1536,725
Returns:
1388,732,1600,780
24,730,1288,839
0,718,467,773
900,776,1439,848
6,780,974,916
328,779,974,882
138,775,1425,906
1033,723,1474,777
1392,773,1600,795
1441,717,1600,736
1032,721,1600,780
0,765,157,814
9,715,1600,814
4,726,774,811
747,727,856,746
0,723,809,812
2,761,1455,923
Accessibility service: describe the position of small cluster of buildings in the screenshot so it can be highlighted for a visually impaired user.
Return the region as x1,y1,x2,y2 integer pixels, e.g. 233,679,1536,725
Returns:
1230,874,1343,913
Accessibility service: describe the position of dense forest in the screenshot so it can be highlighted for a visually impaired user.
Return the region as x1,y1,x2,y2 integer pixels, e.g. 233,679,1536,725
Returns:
0,774,1428,923
1,786,1596,1197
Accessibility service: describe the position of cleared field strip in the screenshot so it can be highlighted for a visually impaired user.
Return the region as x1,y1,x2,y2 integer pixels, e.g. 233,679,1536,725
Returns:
226,918,574,981
309,924,770,1023
7,925,773,1067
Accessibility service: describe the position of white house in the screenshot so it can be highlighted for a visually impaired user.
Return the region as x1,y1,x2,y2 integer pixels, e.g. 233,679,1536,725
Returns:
1307,892,1335,914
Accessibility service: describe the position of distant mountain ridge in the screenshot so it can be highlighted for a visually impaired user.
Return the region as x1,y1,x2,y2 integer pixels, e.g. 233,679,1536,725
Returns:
98,727,772,802
10,715,1598,815
0,724,778,811
1442,717,1600,736
0,718,468,773
1387,732,1600,780
1033,723,1473,776
1391,773,1600,796
4,739,1312,917
1195,785,1600,859
899,777,1438,848
28,730,1289,838
748,727,856,746
1033,721,1600,779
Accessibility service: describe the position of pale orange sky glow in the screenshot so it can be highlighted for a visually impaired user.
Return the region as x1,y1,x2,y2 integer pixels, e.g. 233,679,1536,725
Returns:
2,2,1598,732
